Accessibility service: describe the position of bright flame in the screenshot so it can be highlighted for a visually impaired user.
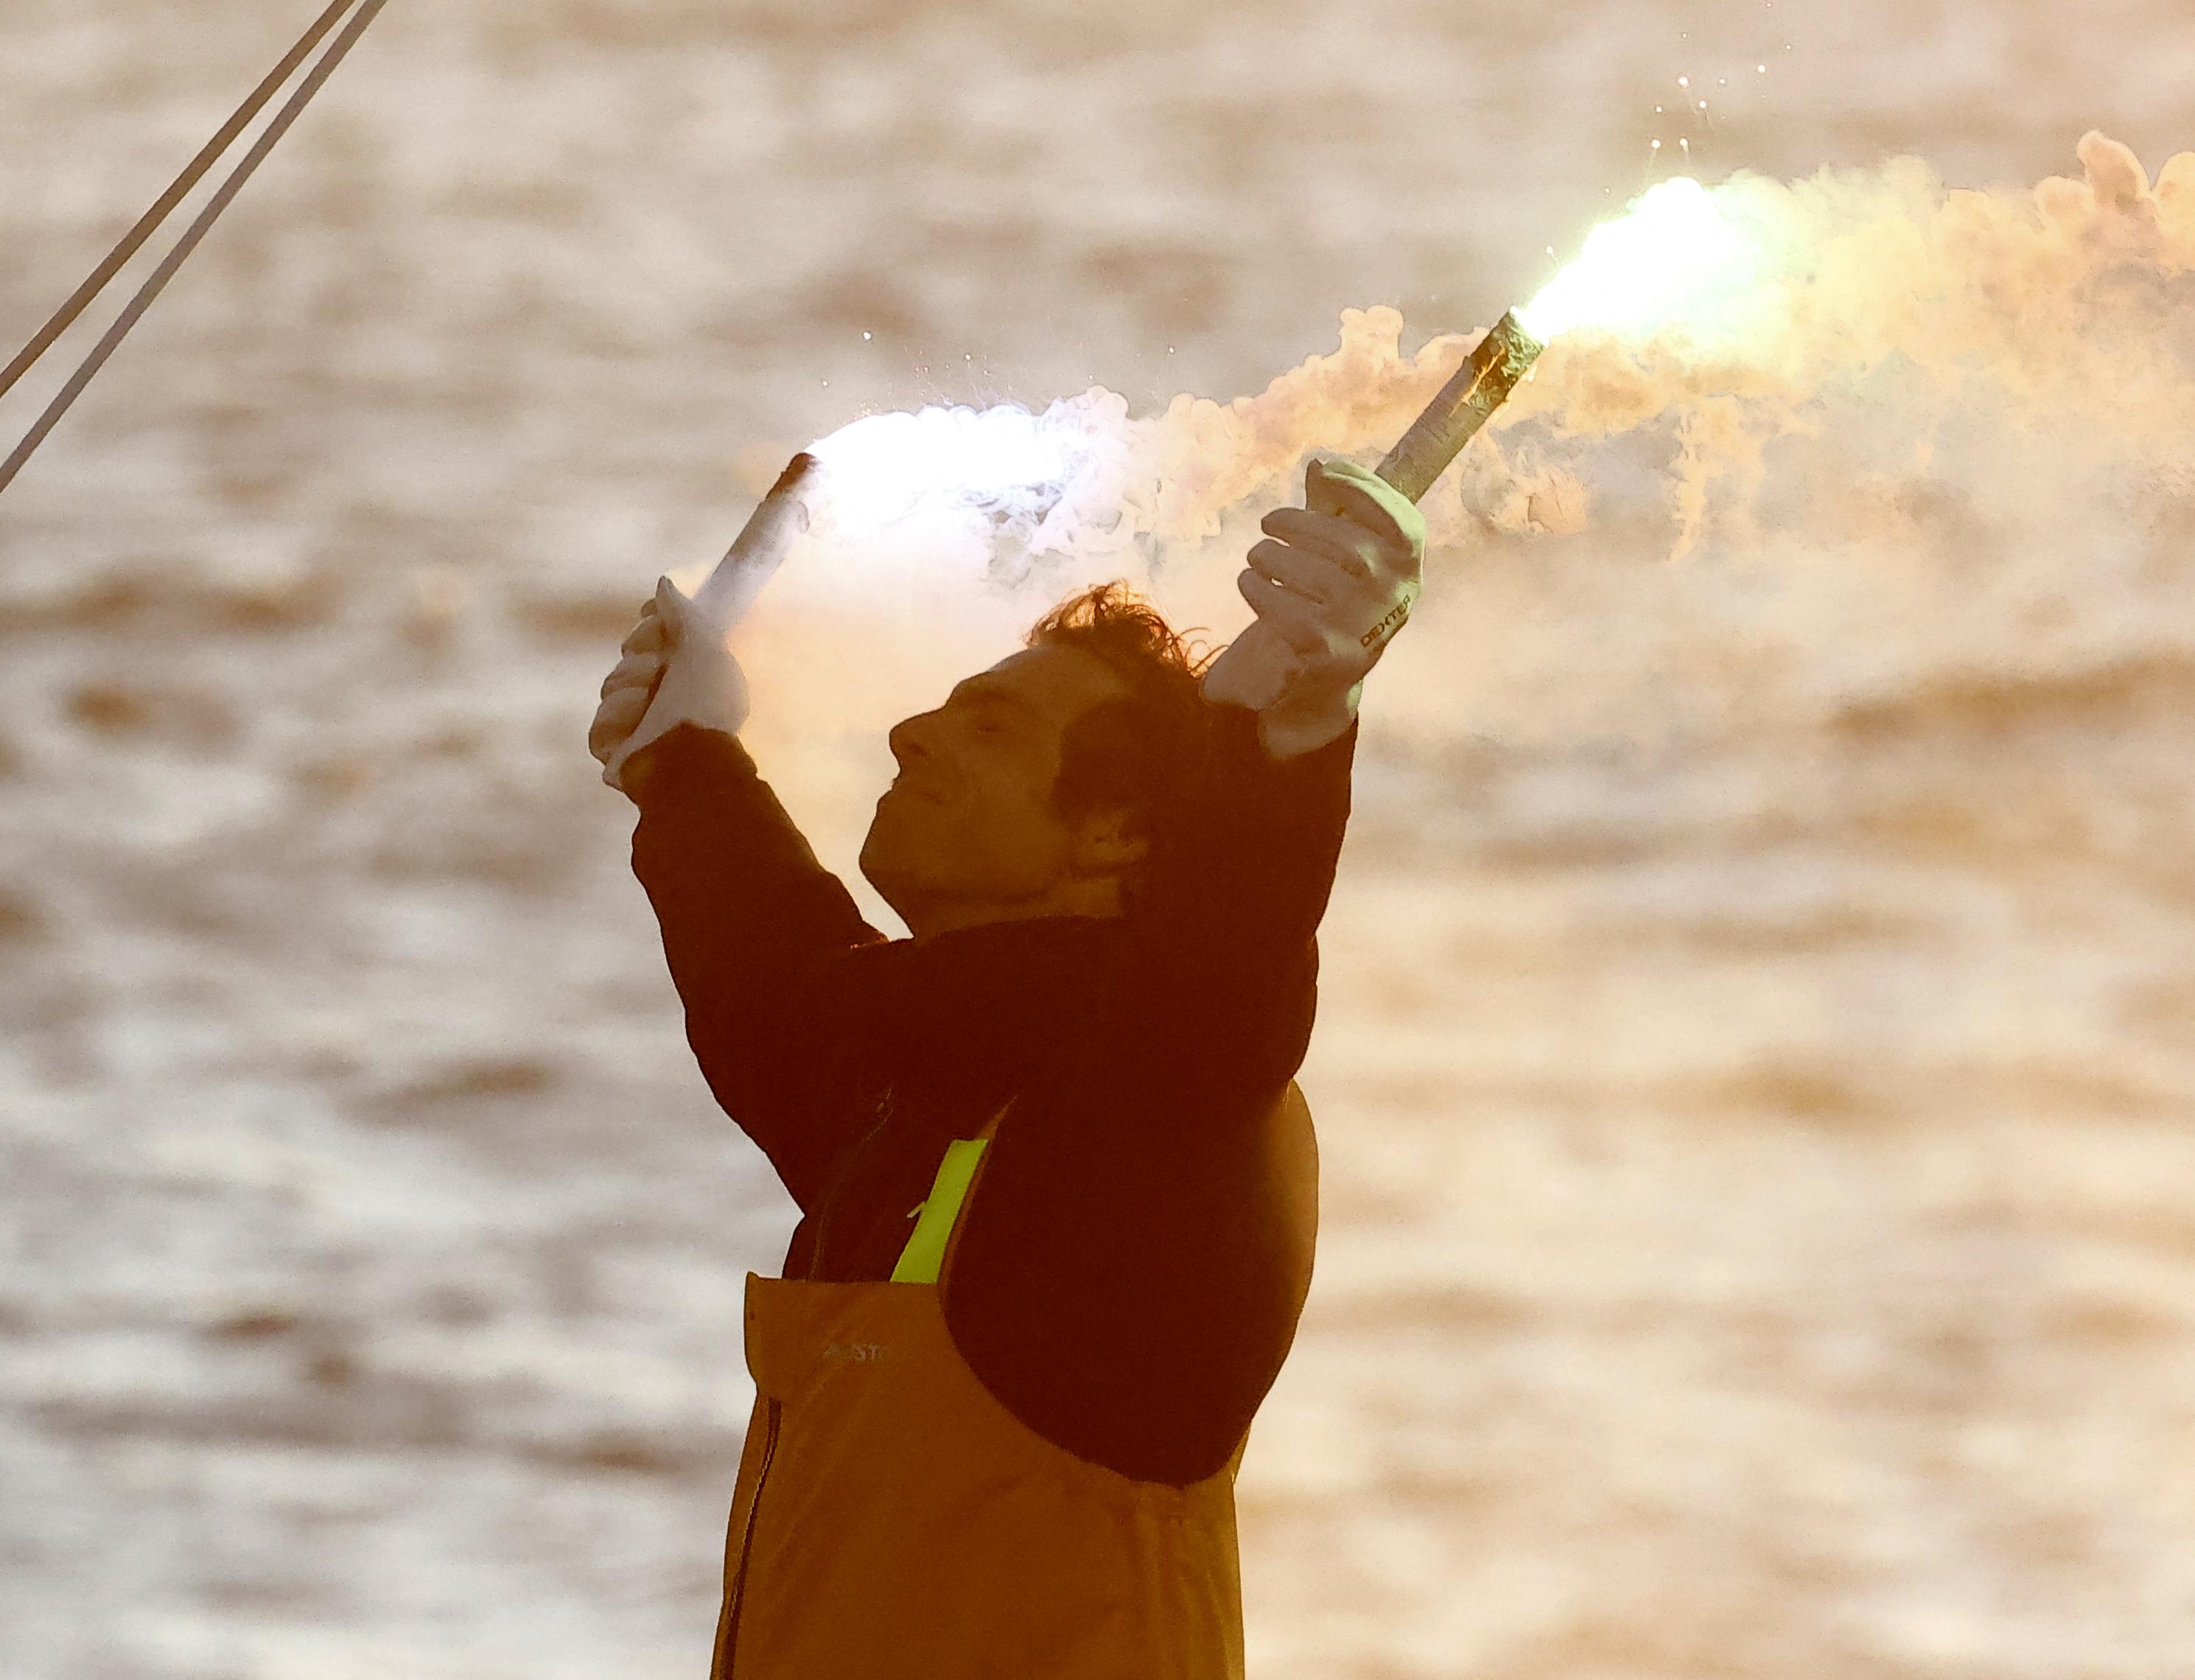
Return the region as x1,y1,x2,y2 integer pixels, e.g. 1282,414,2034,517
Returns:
808,400,1120,545
1517,176,1765,343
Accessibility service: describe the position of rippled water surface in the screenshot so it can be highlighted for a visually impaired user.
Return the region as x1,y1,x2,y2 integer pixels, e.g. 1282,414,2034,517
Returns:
4,3,2193,1676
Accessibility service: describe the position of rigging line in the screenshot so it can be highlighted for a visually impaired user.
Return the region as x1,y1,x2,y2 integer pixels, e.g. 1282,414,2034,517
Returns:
0,0,393,503
0,0,365,405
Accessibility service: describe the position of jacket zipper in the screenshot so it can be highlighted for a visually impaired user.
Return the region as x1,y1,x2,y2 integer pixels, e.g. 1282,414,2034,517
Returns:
719,1088,897,1677
716,1396,780,1676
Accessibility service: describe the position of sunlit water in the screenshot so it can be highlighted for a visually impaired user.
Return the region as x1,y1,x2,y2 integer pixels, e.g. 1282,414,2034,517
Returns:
4,3,2194,1677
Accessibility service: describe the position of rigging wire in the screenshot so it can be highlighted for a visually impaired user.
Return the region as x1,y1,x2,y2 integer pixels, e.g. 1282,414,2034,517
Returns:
0,0,365,407
0,0,392,501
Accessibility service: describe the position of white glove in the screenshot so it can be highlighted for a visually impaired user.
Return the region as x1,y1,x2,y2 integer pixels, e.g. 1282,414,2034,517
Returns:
589,575,750,796
1230,457,1426,758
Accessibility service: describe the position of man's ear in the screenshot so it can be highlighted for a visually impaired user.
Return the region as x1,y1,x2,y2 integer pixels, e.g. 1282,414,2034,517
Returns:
1069,806,1150,879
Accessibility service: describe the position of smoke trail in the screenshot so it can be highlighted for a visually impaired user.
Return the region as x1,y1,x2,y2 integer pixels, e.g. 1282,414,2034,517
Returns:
785,130,2195,580
738,133,2195,877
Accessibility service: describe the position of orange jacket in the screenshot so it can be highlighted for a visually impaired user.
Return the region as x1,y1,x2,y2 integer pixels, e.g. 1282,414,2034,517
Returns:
710,1091,1312,1679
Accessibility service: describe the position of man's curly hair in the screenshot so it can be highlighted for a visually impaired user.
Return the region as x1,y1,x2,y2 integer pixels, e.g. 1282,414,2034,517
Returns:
1026,583,1214,914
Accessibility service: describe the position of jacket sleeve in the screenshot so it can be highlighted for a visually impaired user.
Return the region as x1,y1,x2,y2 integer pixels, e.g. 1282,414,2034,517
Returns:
628,723,886,1211
934,701,1353,1485
1121,700,1355,1099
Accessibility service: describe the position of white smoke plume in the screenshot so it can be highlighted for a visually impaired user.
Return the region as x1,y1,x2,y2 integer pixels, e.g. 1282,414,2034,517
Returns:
787,132,2194,574
738,132,2195,839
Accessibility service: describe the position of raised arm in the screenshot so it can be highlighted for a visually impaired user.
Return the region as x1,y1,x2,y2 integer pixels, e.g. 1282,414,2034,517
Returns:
593,587,883,1211
1124,455,1423,1090
1123,703,1355,1098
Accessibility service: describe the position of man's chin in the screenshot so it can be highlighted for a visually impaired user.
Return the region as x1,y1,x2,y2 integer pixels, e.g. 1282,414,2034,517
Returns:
857,821,913,911
856,822,888,887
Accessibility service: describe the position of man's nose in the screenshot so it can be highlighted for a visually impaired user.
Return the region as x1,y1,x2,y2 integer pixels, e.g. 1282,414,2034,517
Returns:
887,710,936,767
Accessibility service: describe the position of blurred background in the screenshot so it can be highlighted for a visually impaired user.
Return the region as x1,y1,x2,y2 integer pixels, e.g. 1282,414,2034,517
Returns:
4,2,2194,1676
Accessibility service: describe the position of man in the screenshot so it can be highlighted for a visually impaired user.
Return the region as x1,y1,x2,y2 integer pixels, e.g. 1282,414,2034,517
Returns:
589,457,1424,1679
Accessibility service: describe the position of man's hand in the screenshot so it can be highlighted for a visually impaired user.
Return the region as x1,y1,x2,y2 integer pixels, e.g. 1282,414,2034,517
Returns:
589,576,750,797
1237,457,1426,758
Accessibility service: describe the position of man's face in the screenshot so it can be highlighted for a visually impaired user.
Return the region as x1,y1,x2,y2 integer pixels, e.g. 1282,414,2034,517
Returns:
860,642,1133,934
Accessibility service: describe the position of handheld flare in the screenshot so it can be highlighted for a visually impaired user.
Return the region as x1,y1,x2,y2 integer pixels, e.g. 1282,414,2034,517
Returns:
618,452,815,753
1373,310,1544,503
692,451,819,626
1202,310,1543,711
